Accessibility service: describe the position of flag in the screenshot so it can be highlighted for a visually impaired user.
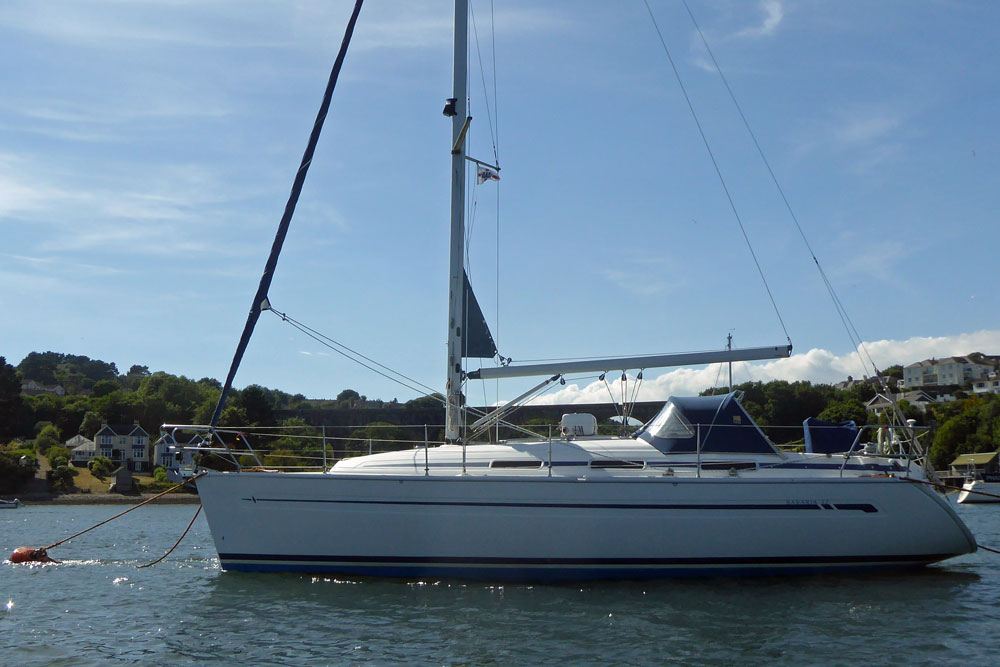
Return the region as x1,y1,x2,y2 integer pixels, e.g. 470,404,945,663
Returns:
477,166,500,184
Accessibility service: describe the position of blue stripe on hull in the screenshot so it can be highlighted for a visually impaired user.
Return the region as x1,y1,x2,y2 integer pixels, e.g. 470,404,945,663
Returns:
217,554,944,581
219,561,931,580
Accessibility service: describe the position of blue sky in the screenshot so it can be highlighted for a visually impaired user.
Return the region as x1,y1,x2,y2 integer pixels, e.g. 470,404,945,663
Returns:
2,0,998,405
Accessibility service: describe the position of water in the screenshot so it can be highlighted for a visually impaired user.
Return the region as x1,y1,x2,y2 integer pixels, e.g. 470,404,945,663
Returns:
2,500,999,666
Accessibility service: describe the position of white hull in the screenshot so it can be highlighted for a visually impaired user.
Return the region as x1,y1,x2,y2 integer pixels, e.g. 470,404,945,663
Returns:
196,467,975,580
957,480,1000,504
0,499,21,509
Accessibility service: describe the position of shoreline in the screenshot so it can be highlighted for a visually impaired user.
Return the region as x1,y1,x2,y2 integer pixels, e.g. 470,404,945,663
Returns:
12,493,201,506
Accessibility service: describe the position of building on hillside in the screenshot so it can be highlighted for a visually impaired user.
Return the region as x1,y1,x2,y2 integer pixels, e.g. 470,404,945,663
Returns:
865,390,939,414
833,376,881,391
66,434,96,466
93,423,150,472
972,373,1000,395
902,356,993,390
949,452,1000,478
153,431,208,471
20,380,66,396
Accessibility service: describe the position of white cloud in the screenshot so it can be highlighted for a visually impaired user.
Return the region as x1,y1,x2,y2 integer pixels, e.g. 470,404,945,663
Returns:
835,113,900,145
736,0,784,39
524,330,1000,405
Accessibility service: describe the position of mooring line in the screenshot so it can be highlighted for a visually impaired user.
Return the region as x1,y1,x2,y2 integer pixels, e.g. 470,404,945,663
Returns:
43,473,207,551
903,475,1000,501
138,504,203,568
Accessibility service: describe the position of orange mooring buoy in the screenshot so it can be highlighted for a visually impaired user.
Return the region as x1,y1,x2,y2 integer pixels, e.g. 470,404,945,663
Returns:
10,547,58,564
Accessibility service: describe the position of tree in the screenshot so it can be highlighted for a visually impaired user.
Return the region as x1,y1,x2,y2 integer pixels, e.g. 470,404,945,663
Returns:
88,456,115,479
47,464,78,492
238,384,275,426
79,411,103,438
0,356,25,440
0,451,37,493
35,424,62,455
47,445,73,468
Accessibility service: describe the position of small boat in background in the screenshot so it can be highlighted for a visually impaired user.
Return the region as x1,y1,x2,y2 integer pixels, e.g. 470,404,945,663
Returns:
0,498,22,509
957,475,1000,504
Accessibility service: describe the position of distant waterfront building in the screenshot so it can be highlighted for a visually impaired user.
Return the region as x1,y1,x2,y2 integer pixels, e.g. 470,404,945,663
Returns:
66,434,96,466
902,356,993,390
94,423,150,472
949,452,1000,478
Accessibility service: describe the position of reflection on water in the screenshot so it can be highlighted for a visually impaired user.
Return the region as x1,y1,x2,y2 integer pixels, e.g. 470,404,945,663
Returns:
2,500,1000,665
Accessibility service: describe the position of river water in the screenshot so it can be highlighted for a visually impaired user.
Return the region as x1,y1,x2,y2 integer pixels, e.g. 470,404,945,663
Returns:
2,499,999,666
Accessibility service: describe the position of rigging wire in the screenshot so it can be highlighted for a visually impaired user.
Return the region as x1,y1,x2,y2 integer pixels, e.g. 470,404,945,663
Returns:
265,307,442,403
264,306,513,426
643,0,791,346
680,0,877,377
470,1,499,161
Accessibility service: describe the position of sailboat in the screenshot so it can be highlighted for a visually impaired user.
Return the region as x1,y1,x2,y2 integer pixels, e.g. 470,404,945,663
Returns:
178,1,976,579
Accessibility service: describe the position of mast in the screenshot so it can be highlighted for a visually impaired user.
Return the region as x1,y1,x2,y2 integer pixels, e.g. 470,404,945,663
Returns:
445,0,469,443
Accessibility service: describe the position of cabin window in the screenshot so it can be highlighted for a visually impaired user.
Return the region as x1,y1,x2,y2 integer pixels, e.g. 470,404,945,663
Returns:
646,403,694,439
489,460,543,469
590,460,644,469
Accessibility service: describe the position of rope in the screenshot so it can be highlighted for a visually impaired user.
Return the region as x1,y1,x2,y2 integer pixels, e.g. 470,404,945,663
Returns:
43,473,206,551
138,504,202,568
903,475,1000,501
680,0,877,376
643,0,790,345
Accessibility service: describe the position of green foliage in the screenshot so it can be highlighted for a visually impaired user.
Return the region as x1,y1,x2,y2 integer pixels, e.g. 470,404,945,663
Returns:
817,398,868,425
88,455,115,479
46,464,78,492
927,394,1000,470
47,445,73,468
263,448,300,468
0,450,37,493
34,423,63,455
344,421,412,456
237,384,276,426
91,379,120,397
337,388,361,403
0,356,25,441
153,466,168,482
404,393,445,409
79,411,102,438
17,351,118,394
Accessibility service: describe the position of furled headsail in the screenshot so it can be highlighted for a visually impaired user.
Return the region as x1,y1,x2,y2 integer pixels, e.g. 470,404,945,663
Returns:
463,271,497,359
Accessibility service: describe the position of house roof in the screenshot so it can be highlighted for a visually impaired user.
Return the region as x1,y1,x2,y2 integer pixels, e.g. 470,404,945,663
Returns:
94,423,149,437
949,452,999,466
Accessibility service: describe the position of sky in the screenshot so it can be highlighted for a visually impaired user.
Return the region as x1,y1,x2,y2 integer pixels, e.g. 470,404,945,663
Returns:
2,0,999,407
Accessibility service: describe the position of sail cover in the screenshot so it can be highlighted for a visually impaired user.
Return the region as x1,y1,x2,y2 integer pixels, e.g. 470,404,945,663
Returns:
463,271,497,358
634,393,777,454
802,417,859,454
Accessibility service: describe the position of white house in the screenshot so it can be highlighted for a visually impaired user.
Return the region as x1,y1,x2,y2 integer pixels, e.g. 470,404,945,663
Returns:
152,431,208,471
66,434,96,466
972,373,1000,395
902,356,993,390
93,423,150,472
